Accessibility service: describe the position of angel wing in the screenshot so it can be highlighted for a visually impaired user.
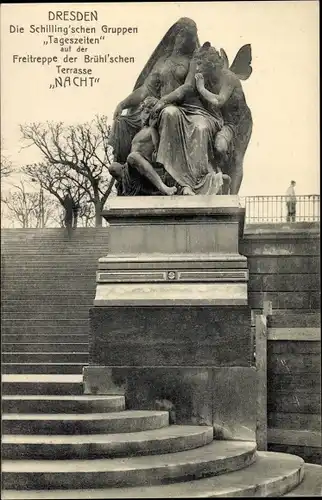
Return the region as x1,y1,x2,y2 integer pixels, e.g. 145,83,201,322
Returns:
220,48,229,69
132,38,169,91
229,44,252,80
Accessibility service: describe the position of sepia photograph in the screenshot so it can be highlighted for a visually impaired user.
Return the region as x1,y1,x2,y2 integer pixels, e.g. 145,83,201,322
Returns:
1,1,321,497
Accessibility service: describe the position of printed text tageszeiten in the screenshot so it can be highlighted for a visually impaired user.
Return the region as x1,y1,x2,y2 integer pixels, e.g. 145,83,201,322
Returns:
8,9,138,89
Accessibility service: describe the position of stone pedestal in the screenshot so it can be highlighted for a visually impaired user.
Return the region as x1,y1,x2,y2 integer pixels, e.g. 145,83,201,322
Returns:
84,195,256,440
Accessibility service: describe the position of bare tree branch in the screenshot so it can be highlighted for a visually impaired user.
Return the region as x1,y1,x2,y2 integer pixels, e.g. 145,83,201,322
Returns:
20,116,114,226
1,152,14,179
1,181,59,228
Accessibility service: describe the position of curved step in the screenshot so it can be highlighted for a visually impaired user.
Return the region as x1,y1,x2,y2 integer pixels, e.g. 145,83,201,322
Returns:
1,452,304,498
3,410,170,434
2,426,213,459
1,440,257,490
285,463,322,496
2,395,125,413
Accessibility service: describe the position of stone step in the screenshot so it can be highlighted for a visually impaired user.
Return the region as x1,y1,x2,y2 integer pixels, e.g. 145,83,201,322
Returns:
2,294,93,302
285,463,322,496
1,242,107,247
1,311,90,320
1,249,102,252
2,302,92,312
2,273,89,280
1,440,257,490
2,277,94,284
2,334,89,344
2,353,89,364
1,240,108,247
1,239,107,243
1,266,95,271
1,253,102,258
2,262,96,267
2,395,125,414
2,363,87,374
1,320,89,335
2,273,94,281
1,293,94,301
3,410,170,435
2,330,89,339
1,293,93,302
2,257,98,262
1,233,108,239
2,374,84,395
1,260,98,266
1,239,108,245
2,270,95,277
1,243,107,247
2,271,95,277
0,452,305,498
2,426,213,459
3,289,94,298
1,239,108,244
1,228,108,236
2,343,89,353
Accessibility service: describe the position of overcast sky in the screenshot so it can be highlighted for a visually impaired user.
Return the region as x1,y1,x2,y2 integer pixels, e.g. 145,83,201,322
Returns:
1,1,319,196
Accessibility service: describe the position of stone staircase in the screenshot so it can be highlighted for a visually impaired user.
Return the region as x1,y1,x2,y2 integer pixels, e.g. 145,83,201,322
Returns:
1,229,322,497
1,229,109,375
3,374,321,498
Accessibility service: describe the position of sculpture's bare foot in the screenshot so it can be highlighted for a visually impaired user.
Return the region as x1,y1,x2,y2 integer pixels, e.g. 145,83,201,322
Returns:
162,185,177,196
182,186,195,196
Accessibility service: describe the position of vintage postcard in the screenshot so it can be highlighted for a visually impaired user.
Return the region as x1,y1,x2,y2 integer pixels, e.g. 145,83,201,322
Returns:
1,1,321,497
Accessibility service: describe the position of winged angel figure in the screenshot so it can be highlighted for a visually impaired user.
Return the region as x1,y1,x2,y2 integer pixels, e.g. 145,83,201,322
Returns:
108,18,253,195
194,42,253,194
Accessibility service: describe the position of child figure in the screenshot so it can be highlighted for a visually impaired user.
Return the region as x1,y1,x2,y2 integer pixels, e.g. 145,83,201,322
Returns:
109,97,177,196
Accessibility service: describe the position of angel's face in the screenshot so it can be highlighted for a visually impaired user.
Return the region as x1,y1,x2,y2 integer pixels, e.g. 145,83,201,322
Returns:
173,24,197,55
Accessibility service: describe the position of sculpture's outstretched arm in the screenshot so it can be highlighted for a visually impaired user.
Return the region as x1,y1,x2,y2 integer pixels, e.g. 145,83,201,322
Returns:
157,59,197,107
160,82,193,106
114,70,161,118
115,86,149,115
157,81,193,108
195,71,235,107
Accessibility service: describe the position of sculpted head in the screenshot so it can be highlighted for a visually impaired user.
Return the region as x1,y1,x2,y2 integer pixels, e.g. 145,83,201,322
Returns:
172,18,198,55
194,41,224,81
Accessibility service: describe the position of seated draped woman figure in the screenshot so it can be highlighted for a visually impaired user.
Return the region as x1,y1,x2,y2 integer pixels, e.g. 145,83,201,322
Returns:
109,18,225,195
109,18,200,166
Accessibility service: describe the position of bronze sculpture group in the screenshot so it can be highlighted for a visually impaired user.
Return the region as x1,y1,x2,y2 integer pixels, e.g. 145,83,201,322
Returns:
108,18,253,196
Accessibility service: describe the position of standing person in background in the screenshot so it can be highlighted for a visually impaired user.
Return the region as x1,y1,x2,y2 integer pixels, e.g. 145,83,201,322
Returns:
286,180,297,222
72,199,80,229
63,187,73,238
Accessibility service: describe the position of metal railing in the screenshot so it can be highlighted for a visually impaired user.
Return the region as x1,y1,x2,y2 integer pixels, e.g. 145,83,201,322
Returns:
242,195,320,223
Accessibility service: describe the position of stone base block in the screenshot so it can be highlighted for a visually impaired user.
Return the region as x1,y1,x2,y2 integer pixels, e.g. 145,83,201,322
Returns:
83,366,256,442
89,306,253,367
